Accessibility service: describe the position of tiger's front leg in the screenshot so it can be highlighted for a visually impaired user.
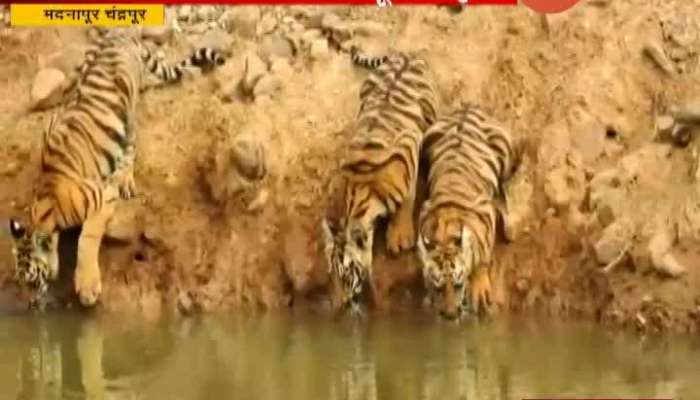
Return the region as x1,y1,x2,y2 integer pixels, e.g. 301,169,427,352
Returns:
386,187,416,255
74,200,114,306
469,265,492,315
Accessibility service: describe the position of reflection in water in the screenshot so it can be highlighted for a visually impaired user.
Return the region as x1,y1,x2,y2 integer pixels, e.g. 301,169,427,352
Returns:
0,313,699,400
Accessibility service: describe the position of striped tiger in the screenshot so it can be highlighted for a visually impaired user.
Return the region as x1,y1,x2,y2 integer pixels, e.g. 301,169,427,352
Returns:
321,46,439,313
8,33,226,310
416,103,517,320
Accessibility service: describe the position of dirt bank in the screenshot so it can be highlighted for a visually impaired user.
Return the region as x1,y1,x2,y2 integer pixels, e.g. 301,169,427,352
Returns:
1,2,700,334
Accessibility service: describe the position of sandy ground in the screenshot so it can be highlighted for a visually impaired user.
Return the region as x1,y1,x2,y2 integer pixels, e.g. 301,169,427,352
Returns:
1,2,700,334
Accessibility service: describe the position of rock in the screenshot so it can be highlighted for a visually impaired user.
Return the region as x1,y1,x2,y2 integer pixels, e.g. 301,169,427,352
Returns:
260,34,294,61
253,74,282,99
644,40,676,76
321,12,342,30
353,21,388,37
195,6,218,22
177,5,192,21
242,53,268,94
231,136,267,181
215,56,246,102
310,39,329,60
219,7,259,38
282,220,324,293
41,45,85,79
257,14,277,36
105,204,142,243
648,228,686,278
594,220,632,264
31,68,66,111
301,29,323,45
142,25,173,45
270,58,293,81
185,23,210,35
655,114,676,141
191,28,232,53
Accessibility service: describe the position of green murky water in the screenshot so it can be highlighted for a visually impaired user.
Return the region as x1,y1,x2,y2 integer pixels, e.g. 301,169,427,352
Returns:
0,312,698,400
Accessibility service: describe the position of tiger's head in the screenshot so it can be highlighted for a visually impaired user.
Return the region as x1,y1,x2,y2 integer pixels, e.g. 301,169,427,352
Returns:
321,218,373,314
8,219,59,309
417,225,476,320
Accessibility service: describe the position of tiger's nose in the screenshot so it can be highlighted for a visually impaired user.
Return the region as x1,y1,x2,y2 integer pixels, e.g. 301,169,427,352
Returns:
440,305,459,320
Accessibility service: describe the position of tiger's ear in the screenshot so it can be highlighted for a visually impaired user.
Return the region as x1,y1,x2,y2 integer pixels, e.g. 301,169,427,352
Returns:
321,218,337,244
9,219,26,239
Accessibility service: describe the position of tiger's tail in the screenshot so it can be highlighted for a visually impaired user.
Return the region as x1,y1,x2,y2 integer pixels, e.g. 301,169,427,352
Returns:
350,45,390,70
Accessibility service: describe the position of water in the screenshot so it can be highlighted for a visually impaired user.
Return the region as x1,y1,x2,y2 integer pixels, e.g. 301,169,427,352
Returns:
0,312,698,400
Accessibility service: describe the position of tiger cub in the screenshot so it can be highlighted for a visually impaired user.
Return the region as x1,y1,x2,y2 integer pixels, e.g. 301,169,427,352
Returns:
417,104,517,320
9,33,226,310
321,46,439,313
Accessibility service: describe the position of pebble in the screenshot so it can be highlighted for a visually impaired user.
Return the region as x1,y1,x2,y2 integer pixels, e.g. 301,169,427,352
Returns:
301,28,323,45
648,229,686,278
594,220,630,264
142,25,173,45
231,136,267,181
310,39,330,60
353,21,388,37
253,74,282,99
242,53,268,94
260,34,295,61
31,68,66,111
219,7,259,38
258,14,277,36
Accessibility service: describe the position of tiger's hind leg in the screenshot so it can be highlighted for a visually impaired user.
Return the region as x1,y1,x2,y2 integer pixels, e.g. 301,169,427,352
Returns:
469,265,493,315
74,199,115,306
386,187,417,255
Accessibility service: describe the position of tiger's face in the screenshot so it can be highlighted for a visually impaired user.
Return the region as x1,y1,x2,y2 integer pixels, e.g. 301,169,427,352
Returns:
8,219,59,309
321,218,373,314
417,226,475,320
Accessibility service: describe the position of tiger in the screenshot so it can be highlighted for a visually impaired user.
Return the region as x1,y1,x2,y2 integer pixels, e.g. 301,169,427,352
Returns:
321,46,439,314
8,32,226,310
416,103,517,320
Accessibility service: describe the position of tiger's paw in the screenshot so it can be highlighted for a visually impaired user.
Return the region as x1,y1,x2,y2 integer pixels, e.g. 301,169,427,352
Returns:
469,267,492,315
74,263,102,307
386,219,416,255
116,171,137,200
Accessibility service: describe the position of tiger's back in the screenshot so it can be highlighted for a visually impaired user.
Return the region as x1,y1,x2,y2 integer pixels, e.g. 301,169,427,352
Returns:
10,33,226,308
417,104,517,320
322,47,439,313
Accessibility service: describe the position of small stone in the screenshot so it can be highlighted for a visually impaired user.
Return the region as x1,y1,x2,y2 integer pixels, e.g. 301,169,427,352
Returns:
648,229,686,278
142,25,173,45
353,21,388,37
231,136,267,181
42,45,86,79
594,220,631,264
644,40,676,76
301,29,323,45
246,187,269,213
220,6,259,38
258,14,277,36
253,74,282,99
242,53,268,94
195,6,218,22
260,34,294,61
192,28,232,53
31,68,66,111
177,5,192,21
177,291,195,315
270,58,293,81
310,39,329,60
105,204,141,243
